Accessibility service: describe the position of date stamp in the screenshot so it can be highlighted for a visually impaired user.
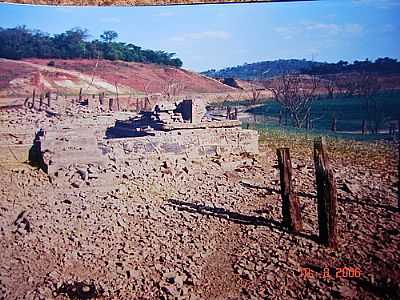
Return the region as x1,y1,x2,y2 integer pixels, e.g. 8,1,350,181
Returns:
300,267,362,279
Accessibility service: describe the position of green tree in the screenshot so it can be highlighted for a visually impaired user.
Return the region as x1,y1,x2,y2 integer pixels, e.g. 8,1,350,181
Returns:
100,30,118,43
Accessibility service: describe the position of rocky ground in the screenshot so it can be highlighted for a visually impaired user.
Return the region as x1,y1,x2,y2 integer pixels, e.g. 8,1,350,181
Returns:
0,101,400,300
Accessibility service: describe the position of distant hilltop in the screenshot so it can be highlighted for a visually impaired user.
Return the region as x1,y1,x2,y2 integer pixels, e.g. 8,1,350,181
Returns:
202,58,400,80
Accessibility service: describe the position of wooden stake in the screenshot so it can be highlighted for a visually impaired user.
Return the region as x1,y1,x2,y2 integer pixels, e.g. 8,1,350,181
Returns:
30,89,36,109
109,98,113,111
398,141,400,211
115,82,120,111
226,106,231,120
276,148,303,232
362,120,366,135
99,92,104,106
331,116,337,132
39,94,43,111
313,137,338,248
47,92,51,107
79,88,83,102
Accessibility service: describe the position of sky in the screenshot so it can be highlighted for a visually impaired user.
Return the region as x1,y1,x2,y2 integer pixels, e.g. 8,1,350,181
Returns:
0,0,399,72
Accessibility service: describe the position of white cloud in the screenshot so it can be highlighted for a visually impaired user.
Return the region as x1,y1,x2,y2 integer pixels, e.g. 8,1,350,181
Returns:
154,12,175,17
304,22,341,35
274,22,363,37
99,17,121,24
171,31,232,42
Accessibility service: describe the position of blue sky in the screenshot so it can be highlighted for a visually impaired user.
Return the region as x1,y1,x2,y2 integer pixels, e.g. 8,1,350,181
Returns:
0,1,399,71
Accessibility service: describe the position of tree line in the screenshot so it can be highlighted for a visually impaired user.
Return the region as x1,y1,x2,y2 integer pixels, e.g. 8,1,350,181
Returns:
203,58,400,80
0,26,183,68
304,58,400,75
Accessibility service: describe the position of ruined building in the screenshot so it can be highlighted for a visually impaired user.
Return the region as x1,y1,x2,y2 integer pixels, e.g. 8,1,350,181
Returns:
35,99,259,175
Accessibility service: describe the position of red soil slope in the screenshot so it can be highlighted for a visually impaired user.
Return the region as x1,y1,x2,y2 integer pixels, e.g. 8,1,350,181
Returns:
0,58,234,97
26,59,234,94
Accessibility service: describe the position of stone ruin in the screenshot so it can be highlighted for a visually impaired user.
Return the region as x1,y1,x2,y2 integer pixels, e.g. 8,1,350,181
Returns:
35,99,259,175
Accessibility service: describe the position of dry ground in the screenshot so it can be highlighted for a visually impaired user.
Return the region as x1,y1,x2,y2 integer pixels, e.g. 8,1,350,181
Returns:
0,103,399,299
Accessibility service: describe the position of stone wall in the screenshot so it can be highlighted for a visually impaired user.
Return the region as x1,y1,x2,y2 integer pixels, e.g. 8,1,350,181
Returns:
101,127,259,162
39,126,259,174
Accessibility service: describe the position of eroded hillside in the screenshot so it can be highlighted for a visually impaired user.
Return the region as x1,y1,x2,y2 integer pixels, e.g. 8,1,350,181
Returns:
0,58,235,97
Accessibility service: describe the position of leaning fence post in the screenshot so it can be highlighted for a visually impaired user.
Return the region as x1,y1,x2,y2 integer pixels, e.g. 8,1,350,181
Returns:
277,148,303,232
313,137,338,248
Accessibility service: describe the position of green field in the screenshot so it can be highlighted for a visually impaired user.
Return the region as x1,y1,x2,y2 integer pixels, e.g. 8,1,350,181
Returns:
245,92,400,141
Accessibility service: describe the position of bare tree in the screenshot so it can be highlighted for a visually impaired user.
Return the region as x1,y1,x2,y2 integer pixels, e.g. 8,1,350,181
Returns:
143,80,153,96
249,86,262,105
321,76,336,99
357,73,382,133
336,72,383,134
161,70,185,101
358,72,381,99
264,73,320,128
335,74,359,97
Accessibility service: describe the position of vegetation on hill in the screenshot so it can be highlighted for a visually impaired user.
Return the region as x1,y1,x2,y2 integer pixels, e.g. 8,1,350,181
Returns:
0,26,183,67
202,59,317,80
202,58,400,79
305,58,400,75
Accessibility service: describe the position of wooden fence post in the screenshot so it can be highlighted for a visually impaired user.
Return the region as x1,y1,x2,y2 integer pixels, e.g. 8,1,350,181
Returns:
39,94,43,111
398,141,400,211
115,82,120,111
276,148,303,232
30,89,36,109
331,116,337,132
313,137,338,248
109,98,114,111
362,120,367,135
226,106,231,120
99,92,104,106
46,92,51,107
79,88,83,102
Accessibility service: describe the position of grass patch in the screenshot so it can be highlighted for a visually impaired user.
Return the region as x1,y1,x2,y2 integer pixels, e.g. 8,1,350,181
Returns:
251,124,397,169
246,91,400,141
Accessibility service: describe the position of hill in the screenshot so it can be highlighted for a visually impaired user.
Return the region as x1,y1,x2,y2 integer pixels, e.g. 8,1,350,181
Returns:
202,58,400,80
202,59,319,80
0,58,234,98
